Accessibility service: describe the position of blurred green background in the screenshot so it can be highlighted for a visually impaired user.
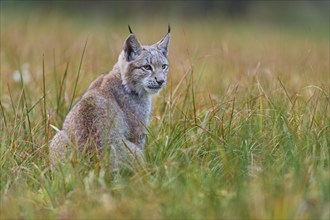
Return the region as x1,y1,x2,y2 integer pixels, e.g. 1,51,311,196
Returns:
2,0,329,31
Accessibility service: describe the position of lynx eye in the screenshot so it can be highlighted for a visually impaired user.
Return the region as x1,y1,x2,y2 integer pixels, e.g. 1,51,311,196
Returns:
162,64,168,70
142,65,152,71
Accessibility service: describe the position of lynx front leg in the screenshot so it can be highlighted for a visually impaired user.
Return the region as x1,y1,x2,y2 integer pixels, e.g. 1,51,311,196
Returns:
109,137,144,170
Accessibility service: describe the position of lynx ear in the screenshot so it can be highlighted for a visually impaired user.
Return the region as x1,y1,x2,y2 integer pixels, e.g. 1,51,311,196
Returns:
154,25,171,57
124,34,142,61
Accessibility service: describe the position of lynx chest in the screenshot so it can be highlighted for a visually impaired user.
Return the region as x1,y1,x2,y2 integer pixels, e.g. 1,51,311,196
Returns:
118,93,151,145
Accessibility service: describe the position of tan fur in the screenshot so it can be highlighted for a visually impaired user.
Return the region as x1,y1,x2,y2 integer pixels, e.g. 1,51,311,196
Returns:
50,28,170,168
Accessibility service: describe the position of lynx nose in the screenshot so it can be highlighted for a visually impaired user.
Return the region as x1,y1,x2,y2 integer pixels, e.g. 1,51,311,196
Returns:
155,77,165,86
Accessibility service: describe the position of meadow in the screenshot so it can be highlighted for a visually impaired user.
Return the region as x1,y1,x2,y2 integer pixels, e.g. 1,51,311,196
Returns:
0,10,329,219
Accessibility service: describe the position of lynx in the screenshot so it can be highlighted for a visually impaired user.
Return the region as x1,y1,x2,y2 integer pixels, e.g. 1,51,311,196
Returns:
50,26,170,168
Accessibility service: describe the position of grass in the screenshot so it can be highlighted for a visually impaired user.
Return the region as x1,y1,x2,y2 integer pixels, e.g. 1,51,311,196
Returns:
0,12,329,219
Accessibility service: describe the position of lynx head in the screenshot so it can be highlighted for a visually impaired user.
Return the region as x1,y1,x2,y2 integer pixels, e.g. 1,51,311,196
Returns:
118,25,170,96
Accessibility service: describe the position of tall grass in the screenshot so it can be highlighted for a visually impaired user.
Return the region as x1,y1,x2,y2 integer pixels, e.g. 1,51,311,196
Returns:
0,13,329,219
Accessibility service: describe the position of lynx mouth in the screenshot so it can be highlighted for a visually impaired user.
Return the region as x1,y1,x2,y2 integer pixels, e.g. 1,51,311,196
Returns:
147,86,162,90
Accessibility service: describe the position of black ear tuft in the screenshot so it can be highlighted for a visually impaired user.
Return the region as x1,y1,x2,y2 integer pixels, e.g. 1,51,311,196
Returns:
168,24,171,34
128,25,133,34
